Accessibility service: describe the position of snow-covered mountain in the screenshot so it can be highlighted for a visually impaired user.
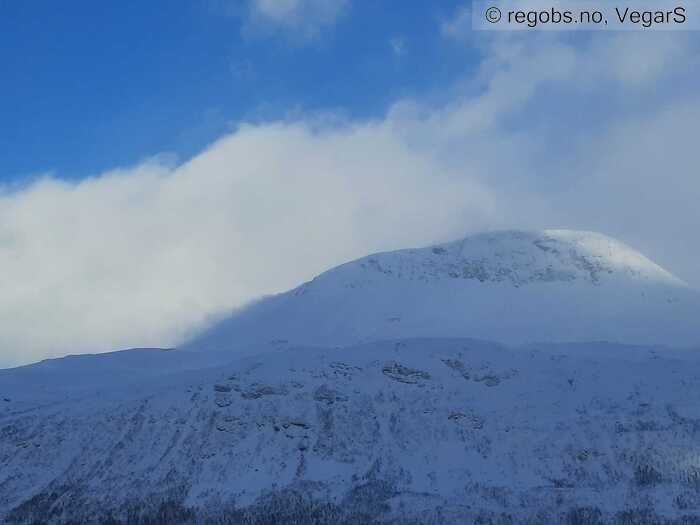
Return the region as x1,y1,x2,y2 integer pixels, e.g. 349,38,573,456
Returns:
4,340,700,524
2,230,700,524
187,230,700,351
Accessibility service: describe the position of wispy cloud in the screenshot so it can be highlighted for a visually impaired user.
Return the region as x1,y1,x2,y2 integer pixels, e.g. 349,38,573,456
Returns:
244,0,350,41
441,5,471,41
390,36,406,57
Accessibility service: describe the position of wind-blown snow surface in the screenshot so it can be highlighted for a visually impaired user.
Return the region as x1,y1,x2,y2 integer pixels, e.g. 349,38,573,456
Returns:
2,229,700,524
188,230,700,350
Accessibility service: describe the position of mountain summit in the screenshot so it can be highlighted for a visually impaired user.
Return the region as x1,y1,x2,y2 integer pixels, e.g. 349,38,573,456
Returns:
188,230,700,350
336,229,685,287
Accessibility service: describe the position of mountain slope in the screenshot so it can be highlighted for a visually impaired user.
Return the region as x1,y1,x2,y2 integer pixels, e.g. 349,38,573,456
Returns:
4,339,700,524
187,230,700,351
3,229,700,524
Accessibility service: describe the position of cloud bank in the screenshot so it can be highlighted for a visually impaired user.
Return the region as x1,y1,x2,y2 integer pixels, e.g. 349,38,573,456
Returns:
0,122,497,367
1,23,698,367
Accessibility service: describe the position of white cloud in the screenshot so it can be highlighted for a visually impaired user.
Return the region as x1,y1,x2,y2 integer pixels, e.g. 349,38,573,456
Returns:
1,22,698,367
245,0,349,41
0,120,497,367
441,5,471,40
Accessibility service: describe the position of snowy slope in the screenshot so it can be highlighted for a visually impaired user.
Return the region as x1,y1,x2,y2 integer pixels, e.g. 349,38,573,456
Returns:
187,230,700,352
3,339,700,524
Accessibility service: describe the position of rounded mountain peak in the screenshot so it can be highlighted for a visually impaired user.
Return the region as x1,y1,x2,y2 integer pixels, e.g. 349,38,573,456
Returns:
186,229,698,351
319,229,685,289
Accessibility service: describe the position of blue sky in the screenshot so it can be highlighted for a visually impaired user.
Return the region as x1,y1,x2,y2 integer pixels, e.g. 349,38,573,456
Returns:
1,0,474,181
1,1,699,366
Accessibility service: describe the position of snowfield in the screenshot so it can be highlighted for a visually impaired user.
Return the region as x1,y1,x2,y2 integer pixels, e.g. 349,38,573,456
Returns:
188,230,700,350
1,230,700,524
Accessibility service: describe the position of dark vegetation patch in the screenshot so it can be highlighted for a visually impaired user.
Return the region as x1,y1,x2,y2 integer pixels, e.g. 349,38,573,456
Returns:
12,494,700,525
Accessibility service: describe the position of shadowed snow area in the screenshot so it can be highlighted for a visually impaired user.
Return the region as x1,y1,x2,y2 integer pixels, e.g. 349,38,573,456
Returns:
4,340,700,524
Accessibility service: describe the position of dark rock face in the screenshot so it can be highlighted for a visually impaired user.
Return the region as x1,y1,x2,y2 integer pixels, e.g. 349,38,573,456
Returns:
239,384,288,400
381,361,431,383
313,384,347,405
